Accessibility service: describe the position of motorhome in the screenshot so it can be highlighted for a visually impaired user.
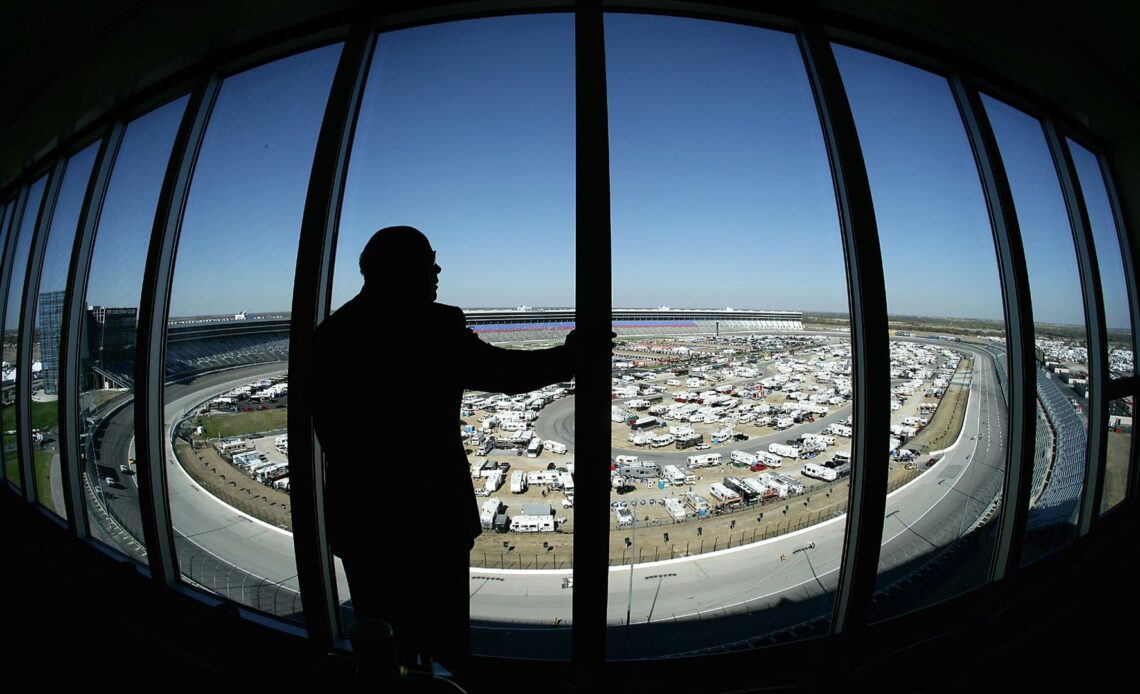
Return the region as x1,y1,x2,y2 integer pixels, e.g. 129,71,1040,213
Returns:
801,463,837,481
663,464,686,486
687,453,722,468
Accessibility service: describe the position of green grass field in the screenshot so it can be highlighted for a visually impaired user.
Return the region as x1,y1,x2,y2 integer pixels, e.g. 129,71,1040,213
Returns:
1,399,60,432
34,449,55,513
194,409,287,438
4,453,20,488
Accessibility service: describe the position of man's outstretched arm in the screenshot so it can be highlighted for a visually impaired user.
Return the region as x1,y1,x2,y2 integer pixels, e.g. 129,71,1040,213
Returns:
458,313,577,395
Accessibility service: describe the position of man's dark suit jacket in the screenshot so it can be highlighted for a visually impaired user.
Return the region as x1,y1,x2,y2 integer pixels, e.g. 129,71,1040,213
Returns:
312,293,574,559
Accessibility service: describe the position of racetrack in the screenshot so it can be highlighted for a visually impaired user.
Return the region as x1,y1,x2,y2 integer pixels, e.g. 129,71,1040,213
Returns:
87,338,1007,655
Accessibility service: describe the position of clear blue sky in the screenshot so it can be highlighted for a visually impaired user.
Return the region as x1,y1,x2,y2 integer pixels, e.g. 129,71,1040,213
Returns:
36,141,99,303
835,44,1005,322
982,94,1087,329
68,13,1121,326
1068,138,1132,331
86,95,188,312
4,175,47,331
332,14,576,311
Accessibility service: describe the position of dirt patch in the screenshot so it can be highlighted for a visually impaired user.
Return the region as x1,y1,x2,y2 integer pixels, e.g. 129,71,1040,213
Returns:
1102,428,1131,511
907,357,972,453
174,439,292,529
469,465,924,569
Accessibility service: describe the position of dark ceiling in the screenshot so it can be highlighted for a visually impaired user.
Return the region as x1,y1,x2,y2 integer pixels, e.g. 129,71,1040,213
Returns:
2,0,1138,189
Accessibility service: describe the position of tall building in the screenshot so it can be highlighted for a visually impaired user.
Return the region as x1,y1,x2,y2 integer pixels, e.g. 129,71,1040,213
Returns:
35,290,65,394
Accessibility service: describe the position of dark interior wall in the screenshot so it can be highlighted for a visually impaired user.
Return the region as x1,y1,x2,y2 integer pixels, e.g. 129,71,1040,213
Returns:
3,1,1139,188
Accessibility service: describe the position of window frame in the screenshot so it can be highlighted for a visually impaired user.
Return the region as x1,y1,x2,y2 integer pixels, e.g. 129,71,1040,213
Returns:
0,1,1133,672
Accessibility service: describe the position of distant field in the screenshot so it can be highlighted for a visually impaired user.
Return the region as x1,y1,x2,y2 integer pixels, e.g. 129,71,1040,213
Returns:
194,409,287,438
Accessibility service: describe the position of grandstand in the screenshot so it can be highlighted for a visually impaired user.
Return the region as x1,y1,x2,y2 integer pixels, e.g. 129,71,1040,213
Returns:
467,307,803,343
81,309,803,385
1027,367,1088,529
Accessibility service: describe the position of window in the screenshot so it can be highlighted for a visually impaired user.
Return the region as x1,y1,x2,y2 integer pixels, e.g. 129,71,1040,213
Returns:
1068,140,1134,381
0,5,1134,670
330,14,576,656
604,15,852,655
28,141,100,517
3,175,50,488
79,96,189,562
980,95,1088,561
834,46,1009,618
162,44,341,620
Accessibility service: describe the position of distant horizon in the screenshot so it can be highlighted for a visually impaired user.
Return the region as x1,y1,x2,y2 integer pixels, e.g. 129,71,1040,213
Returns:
153,306,1085,330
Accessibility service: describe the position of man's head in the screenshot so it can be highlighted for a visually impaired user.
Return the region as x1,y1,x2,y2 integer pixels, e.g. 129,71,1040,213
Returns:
359,226,440,302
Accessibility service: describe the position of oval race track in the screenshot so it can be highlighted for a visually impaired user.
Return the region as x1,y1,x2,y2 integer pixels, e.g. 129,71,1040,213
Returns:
90,338,1006,654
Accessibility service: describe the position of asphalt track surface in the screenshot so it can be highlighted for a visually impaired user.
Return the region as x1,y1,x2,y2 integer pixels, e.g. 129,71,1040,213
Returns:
89,339,1007,656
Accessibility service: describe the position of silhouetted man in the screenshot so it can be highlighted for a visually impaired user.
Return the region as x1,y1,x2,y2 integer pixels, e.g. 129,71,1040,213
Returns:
312,226,575,676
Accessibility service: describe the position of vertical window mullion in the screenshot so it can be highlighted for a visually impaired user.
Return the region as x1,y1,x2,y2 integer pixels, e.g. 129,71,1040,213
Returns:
1043,121,1108,537
797,25,890,636
17,160,64,503
948,75,1035,578
573,0,611,674
288,18,377,650
59,125,125,538
134,76,221,588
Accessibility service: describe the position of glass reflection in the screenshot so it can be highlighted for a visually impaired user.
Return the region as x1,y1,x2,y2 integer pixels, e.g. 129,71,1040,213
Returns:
835,46,1009,619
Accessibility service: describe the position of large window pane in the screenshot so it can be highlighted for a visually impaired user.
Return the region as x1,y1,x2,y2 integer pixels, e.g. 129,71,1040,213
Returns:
1068,140,1134,380
163,44,340,621
29,141,99,518
331,15,575,659
981,95,1088,560
80,97,188,564
3,175,49,488
604,15,851,657
835,47,1009,620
